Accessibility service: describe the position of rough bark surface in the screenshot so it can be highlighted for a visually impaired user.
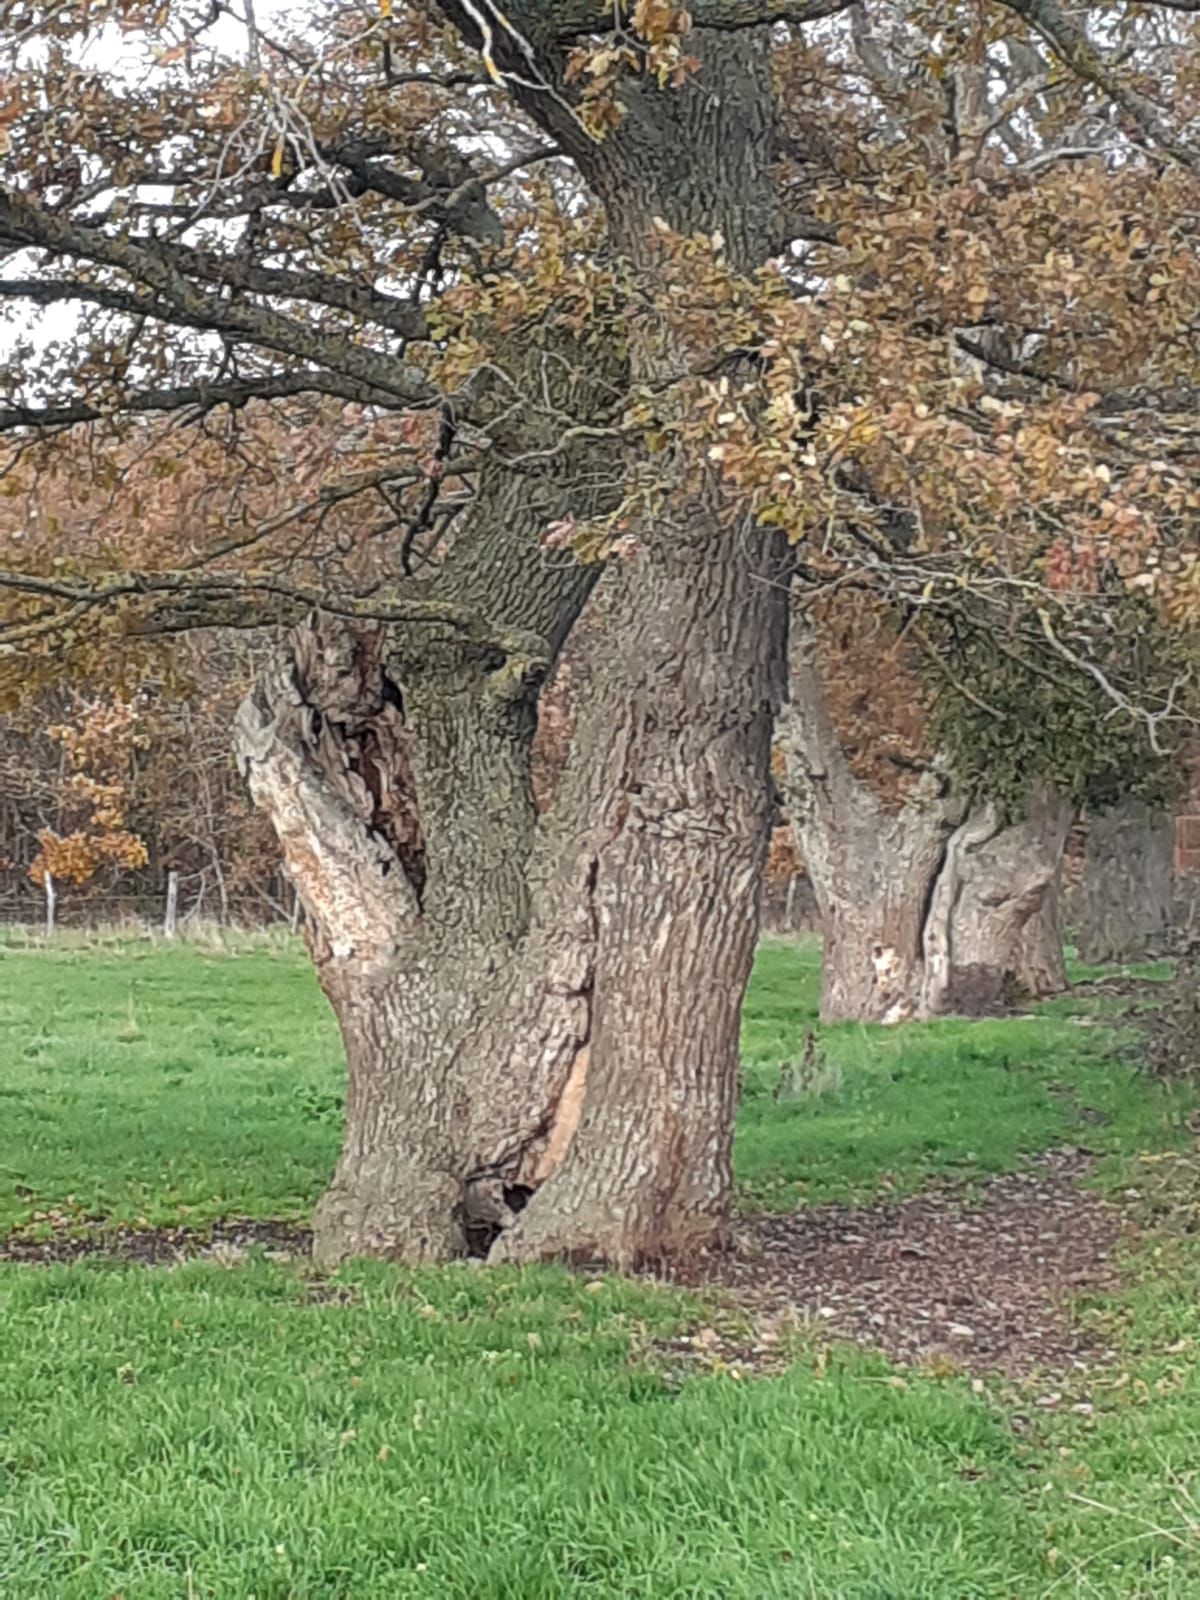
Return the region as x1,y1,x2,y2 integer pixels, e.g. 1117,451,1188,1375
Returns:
780,611,1072,1021
234,371,615,1262
493,523,789,1266
1073,800,1175,965
237,25,794,1265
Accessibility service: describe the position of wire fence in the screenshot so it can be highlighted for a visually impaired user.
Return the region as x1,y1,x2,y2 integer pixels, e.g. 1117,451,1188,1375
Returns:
0,878,298,936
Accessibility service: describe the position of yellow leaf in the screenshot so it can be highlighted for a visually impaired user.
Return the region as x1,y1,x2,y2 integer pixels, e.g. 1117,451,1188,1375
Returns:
271,140,284,179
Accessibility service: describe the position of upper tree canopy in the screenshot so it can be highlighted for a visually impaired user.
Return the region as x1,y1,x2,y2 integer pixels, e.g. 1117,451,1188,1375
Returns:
1,0,1197,735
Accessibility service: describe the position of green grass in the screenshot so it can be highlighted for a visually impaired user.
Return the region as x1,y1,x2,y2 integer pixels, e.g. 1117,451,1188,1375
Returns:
1,1261,1047,1599
2,934,1200,1597
737,940,1192,1212
0,936,343,1233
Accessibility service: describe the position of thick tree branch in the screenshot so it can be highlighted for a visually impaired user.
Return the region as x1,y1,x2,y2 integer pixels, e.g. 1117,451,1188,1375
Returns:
0,186,438,409
0,567,546,656
547,0,854,32
147,246,429,340
0,372,394,433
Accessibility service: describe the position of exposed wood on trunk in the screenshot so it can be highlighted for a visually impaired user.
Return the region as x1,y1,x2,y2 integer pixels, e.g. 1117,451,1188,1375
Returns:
236,422,608,1263
485,28,791,1266
780,608,1072,1022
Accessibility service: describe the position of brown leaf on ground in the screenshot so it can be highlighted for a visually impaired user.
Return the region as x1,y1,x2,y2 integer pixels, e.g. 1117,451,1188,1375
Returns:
666,1149,1127,1377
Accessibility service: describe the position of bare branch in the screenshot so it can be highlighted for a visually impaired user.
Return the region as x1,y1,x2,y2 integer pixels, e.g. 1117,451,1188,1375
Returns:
997,0,1199,170
0,567,545,658
0,373,398,433
0,185,438,410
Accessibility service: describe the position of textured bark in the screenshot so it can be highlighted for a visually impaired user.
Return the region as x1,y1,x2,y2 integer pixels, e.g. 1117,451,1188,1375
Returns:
922,793,1074,1015
780,612,1071,1021
493,523,789,1266
235,609,589,1266
1073,800,1175,964
778,614,962,1022
483,22,791,1265
240,519,787,1267
236,401,609,1265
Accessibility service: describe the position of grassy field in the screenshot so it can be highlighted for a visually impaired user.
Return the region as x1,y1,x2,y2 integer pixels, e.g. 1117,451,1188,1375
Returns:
1,935,1199,1597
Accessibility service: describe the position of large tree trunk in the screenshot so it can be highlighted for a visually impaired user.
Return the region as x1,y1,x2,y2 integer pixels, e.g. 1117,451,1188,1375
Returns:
779,611,1072,1022
493,521,788,1266
238,22,792,1268
236,454,600,1264
239,524,786,1268
1073,799,1175,964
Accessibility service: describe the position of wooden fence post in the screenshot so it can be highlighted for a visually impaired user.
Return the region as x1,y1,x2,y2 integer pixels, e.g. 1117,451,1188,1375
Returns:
43,871,56,940
164,870,179,939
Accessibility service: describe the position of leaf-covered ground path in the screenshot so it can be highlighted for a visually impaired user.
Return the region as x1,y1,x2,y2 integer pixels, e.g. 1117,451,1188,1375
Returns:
672,1148,1126,1377
2,1148,1126,1378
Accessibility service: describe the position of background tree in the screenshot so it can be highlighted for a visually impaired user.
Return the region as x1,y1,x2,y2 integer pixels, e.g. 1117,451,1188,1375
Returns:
778,585,1183,1021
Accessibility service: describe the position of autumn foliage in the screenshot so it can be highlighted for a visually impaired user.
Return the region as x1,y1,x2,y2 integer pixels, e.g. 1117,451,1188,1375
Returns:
28,700,148,888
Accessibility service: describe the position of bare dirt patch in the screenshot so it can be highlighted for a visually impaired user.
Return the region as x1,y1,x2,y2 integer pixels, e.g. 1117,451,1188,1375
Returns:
0,1217,312,1266
670,1149,1128,1377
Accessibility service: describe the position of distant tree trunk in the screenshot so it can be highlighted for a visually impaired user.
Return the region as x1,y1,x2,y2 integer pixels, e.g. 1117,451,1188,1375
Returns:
163,869,179,938
778,615,962,1022
921,792,1074,1015
780,616,1072,1022
1074,800,1174,964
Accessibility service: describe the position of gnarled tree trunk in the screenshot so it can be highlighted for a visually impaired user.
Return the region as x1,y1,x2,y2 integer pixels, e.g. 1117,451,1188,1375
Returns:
779,610,1072,1022
921,792,1074,1015
493,519,788,1266
239,520,786,1267
237,449,602,1264
491,29,791,1265
778,612,961,1022
238,22,793,1268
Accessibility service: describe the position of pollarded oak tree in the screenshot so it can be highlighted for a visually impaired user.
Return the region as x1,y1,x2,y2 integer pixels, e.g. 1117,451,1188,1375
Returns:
2,0,1198,1262
1,0,794,1267
780,591,1181,1022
